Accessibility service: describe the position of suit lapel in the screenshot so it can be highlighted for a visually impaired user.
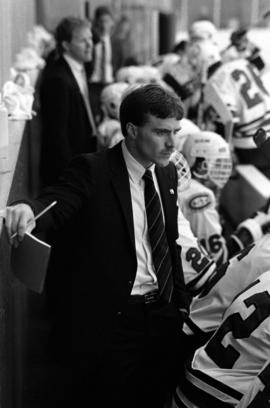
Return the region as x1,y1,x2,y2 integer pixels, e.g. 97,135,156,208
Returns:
60,57,82,95
108,143,136,249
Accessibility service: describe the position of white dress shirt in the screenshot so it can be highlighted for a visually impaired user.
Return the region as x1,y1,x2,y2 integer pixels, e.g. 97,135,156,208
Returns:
121,141,167,295
90,35,113,84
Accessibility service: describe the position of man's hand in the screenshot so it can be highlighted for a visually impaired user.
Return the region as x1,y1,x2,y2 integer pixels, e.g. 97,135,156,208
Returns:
5,204,35,247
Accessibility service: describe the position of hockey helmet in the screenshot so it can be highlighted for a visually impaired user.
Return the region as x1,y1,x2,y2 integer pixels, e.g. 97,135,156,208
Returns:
175,118,200,151
182,131,232,188
189,20,218,43
101,82,129,119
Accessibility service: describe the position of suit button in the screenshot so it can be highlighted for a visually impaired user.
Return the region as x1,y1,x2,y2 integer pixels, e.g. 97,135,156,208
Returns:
117,311,122,316
128,280,133,286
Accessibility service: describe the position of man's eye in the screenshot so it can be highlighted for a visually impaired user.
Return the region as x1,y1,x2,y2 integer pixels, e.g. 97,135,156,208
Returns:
155,130,166,136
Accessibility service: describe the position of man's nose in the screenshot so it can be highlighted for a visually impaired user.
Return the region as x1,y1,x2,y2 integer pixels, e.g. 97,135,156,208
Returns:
86,38,93,47
166,132,176,148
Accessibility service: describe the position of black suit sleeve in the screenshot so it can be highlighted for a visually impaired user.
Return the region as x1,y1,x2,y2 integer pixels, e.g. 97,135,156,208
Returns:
30,155,94,232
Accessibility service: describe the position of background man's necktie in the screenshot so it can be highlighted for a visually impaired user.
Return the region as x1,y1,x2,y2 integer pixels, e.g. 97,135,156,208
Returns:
80,68,97,135
143,169,174,302
100,39,107,84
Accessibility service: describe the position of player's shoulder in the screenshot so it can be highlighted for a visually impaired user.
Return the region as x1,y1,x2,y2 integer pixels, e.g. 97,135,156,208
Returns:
211,59,249,83
233,270,270,307
182,179,215,211
258,270,270,285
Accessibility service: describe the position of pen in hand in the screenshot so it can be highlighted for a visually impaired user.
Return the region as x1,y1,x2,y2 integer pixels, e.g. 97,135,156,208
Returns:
10,200,57,240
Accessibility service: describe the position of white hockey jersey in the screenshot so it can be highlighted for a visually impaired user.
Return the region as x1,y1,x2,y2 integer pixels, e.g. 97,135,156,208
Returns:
185,233,270,336
236,358,270,408
180,178,228,266
176,204,216,295
175,271,270,407
207,59,270,149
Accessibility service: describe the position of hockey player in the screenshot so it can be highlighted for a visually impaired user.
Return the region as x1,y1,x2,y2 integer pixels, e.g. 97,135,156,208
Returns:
172,270,270,407
180,130,231,265
97,81,128,149
221,27,265,72
170,149,217,294
179,130,270,265
184,233,270,343
187,39,270,170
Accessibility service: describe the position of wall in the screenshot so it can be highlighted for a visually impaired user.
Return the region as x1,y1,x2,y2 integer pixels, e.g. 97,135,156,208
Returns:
0,0,36,88
35,0,174,63
0,121,31,408
36,0,85,31
0,2,37,407
174,0,270,32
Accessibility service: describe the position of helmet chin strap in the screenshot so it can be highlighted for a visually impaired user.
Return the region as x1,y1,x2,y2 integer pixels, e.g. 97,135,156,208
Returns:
192,169,208,181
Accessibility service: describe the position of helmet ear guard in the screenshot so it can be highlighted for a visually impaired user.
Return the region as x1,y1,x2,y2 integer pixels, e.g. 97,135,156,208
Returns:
181,131,233,189
191,157,209,180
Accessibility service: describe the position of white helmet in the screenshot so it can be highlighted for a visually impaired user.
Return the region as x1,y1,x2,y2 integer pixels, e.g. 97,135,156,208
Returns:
101,82,129,119
116,65,162,84
153,53,180,76
189,20,218,43
182,131,232,188
187,40,221,77
176,118,200,151
170,150,192,192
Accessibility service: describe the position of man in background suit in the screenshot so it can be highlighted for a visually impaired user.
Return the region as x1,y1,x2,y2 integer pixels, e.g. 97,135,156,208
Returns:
89,6,114,122
39,17,98,315
40,17,97,187
6,84,190,408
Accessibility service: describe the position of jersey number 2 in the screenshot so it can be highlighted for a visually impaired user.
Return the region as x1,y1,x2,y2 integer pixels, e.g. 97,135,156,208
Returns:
231,65,268,109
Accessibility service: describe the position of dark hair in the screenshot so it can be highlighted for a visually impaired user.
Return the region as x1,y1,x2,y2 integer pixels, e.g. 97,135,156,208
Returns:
120,84,184,137
55,17,91,55
94,6,113,22
172,40,188,54
230,27,248,45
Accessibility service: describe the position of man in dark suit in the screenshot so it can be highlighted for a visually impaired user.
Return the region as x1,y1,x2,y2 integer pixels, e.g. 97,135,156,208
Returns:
40,17,97,187
39,17,98,316
6,84,190,408
89,6,114,123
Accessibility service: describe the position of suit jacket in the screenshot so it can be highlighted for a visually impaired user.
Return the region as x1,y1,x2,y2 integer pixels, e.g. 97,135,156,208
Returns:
39,56,96,187
31,142,190,363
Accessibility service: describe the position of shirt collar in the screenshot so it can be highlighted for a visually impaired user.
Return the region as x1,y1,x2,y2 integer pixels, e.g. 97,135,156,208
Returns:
100,34,110,42
63,53,84,73
121,140,155,184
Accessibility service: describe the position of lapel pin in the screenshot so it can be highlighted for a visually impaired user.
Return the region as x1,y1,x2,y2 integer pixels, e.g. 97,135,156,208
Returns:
169,189,174,195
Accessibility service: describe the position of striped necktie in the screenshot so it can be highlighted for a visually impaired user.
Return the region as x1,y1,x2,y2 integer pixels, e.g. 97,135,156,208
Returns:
80,67,97,135
143,169,174,302
100,39,107,84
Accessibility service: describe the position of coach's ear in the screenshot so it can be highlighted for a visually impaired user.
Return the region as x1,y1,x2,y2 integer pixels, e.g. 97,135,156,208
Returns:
126,122,137,140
